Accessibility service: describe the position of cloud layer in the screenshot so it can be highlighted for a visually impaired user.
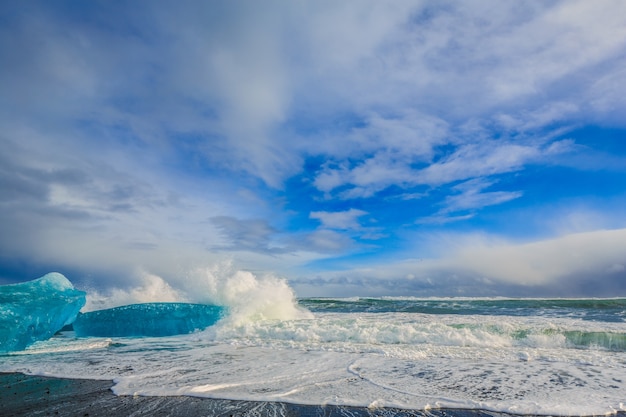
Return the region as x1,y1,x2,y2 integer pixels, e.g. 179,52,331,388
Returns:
1,1,626,297
293,228,626,297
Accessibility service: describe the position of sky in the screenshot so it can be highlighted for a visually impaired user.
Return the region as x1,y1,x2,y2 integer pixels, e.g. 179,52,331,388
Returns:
1,0,626,299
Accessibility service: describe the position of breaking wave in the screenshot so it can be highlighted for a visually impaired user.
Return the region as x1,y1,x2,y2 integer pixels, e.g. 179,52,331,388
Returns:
83,262,312,325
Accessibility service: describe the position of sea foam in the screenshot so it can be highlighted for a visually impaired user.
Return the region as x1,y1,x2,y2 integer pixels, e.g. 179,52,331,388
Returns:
3,279,626,416
180,263,313,324
83,263,312,324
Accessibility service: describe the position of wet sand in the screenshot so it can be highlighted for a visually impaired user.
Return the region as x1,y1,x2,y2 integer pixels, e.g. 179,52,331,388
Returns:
0,372,617,417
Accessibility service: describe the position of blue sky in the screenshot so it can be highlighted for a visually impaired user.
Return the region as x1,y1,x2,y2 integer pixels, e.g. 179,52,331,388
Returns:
1,0,626,298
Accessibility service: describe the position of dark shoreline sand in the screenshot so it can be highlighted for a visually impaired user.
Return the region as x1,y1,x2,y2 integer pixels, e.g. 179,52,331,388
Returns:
1,372,622,417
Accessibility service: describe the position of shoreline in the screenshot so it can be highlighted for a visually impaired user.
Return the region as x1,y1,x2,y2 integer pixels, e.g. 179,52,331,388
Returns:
1,372,623,417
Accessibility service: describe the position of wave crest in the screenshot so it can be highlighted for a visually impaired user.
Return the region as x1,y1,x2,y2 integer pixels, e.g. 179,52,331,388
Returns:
186,263,313,324
81,262,311,324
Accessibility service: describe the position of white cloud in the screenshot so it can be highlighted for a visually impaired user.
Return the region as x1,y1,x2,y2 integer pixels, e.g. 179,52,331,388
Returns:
210,216,282,253
312,138,561,202
310,111,449,198
588,66,626,121
5,1,626,192
310,209,368,230
451,229,626,286
415,213,476,226
442,179,523,213
416,143,540,186
303,229,356,253
5,1,625,194
305,111,449,163
338,156,417,199
293,228,626,297
2,1,626,296
313,164,348,193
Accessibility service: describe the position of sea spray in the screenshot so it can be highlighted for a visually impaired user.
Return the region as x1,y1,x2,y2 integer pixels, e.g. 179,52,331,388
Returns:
81,262,311,324
83,271,185,312
184,262,313,324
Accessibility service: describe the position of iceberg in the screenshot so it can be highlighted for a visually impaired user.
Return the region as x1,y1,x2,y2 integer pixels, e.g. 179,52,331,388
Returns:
73,303,225,337
0,272,86,352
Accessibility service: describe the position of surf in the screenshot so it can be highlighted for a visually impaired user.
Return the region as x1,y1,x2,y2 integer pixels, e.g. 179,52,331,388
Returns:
2,272,626,416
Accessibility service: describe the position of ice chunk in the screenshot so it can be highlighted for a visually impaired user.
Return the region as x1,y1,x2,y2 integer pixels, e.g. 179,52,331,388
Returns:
0,272,86,352
73,303,225,337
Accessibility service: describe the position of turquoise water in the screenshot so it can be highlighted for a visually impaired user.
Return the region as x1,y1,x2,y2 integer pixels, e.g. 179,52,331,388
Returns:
301,297,626,322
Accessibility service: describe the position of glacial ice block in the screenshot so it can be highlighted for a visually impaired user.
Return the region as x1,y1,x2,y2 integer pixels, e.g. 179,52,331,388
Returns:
0,272,86,352
73,303,225,337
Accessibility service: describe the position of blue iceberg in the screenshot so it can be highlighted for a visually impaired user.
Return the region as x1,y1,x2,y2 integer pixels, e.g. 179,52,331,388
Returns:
73,303,225,337
0,272,86,352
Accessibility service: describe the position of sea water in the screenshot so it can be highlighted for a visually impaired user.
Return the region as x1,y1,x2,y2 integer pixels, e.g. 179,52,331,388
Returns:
2,289,626,415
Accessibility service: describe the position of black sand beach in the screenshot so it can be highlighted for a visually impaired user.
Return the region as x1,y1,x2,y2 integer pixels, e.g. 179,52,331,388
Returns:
0,372,554,417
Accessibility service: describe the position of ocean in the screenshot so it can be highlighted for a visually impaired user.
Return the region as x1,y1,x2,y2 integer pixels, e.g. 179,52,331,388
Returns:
2,296,626,415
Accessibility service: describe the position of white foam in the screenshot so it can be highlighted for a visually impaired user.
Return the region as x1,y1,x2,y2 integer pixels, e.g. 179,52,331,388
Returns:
180,263,313,324
2,312,625,415
205,312,626,353
83,272,185,311
82,263,312,326
10,333,113,355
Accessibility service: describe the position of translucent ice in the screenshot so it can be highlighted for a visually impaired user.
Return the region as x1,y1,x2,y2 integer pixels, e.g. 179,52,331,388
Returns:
0,272,86,352
73,303,225,337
